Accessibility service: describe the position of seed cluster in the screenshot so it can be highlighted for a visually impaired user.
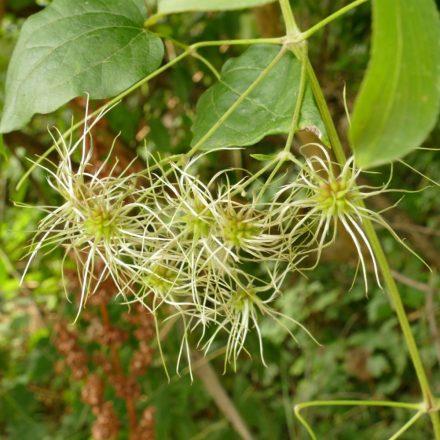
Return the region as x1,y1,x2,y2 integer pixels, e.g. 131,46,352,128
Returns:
273,145,384,290
25,116,387,371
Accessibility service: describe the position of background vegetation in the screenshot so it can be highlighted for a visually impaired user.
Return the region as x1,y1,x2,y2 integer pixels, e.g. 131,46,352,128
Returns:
1,1,439,439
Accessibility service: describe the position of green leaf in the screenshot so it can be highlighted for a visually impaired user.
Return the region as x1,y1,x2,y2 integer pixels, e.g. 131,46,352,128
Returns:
158,0,275,14
0,134,6,160
0,0,164,133
106,103,142,145
367,354,390,378
250,153,278,161
350,0,440,168
191,45,326,151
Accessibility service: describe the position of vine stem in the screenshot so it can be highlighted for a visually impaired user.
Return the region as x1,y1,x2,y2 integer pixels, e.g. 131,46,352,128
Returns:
279,0,301,37
300,0,369,41
389,411,424,440
279,1,440,436
16,36,283,191
294,399,423,440
188,46,287,154
305,56,435,402
295,399,423,411
255,51,308,201
304,40,440,440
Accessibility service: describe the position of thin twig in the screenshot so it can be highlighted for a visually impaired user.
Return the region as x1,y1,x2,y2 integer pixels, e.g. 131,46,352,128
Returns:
191,350,254,440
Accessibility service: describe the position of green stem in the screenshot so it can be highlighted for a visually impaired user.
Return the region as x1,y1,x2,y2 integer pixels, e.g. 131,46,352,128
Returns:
301,0,369,41
16,36,283,191
156,34,222,79
283,55,307,154
361,221,434,407
304,59,346,164
432,413,440,439
305,53,440,437
188,47,287,154
305,56,433,405
389,411,424,440
144,13,166,28
279,0,301,37
255,53,307,201
16,48,192,190
229,157,279,199
295,399,423,412
0,134,6,160
294,399,422,440
280,0,439,430
192,37,283,48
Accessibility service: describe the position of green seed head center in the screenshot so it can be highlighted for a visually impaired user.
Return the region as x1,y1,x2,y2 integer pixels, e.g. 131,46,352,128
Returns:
84,206,115,241
223,215,258,248
145,265,176,293
231,288,257,312
316,178,353,215
181,201,213,238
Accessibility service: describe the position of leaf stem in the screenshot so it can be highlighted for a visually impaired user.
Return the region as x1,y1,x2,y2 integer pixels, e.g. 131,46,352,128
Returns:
300,0,369,41
305,53,440,438
254,51,308,201
295,399,423,411
283,54,307,154
304,59,346,163
229,157,279,199
294,399,422,440
16,35,283,191
157,34,221,79
279,0,301,37
280,0,439,429
389,411,424,440
188,47,288,154
192,38,283,48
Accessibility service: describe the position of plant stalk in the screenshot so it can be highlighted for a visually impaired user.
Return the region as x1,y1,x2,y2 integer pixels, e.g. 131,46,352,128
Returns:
305,54,440,438
294,399,422,440
189,47,287,154
16,36,283,191
281,2,439,435
305,56,433,402
279,0,301,37
300,0,369,41
389,411,424,440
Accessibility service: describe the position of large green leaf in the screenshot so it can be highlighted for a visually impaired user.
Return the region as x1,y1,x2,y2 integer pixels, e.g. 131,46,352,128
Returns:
158,0,274,14
0,0,164,133
350,0,440,168
191,45,326,151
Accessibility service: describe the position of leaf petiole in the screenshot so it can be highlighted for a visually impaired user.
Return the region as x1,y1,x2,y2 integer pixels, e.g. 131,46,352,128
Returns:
294,399,423,440
16,48,192,190
16,35,283,191
300,0,370,41
304,38,440,440
188,46,288,154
